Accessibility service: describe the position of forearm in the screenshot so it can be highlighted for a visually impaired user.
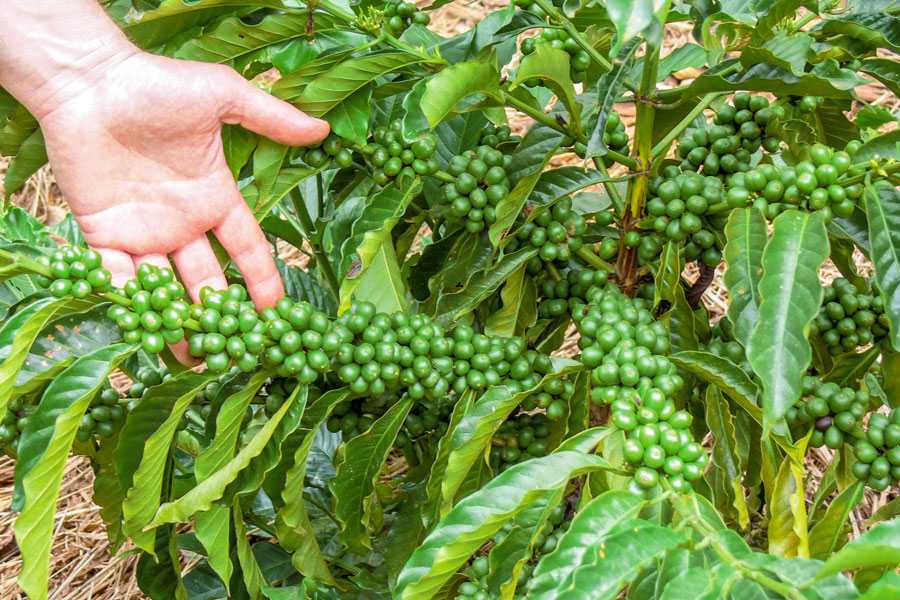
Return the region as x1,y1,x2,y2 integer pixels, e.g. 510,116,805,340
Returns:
0,0,138,118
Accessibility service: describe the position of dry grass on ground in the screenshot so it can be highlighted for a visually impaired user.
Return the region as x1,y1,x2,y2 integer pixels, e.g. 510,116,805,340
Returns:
1,6,900,600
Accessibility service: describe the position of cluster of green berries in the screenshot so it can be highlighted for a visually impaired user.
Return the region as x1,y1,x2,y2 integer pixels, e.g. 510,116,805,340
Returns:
810,277,888,354
677,93,784,176
646,168,727,267
76,377,137,443
561,112,630,165
512,0,564,19
397,394,453,448
702,318,751,373
184,284,271,375
787,377,868,449
508,197,586,264
616,387,705,496
331,302,452,398
446,328,552,396
491,412,555,471
0,396,33,458
37,246,112,298
796,95,823,113
107,264,190,355
537,268,608,318
520,375,574,421
381,0,430,34
853,409,900,491
256,377,298,419
455,505,569,600
520,29,591,83
301,132,354,169
476,125,519,150
364,119,439,185
575,283,682,406
438,144,512,232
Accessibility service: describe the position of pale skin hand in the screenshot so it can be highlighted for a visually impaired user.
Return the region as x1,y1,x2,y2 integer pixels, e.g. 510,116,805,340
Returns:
0,0,330,309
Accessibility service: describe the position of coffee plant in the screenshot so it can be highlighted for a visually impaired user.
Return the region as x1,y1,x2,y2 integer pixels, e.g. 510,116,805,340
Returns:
5,0,900,599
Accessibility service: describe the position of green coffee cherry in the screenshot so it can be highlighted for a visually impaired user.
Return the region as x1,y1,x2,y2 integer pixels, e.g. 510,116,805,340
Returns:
810,277,888,354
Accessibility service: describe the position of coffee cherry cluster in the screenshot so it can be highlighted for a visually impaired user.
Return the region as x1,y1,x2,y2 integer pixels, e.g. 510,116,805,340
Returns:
381,0,430,35
448,328,551,396
702,318,751,373
810,277,888,354
576,283,682,406
439,145,512,232
520,29,591,83
508,197,586,264
37,247,112,298
455,505,569,600
512,0,564,19
76,379,129,442
476,125,519,150
677,93,784,176
301,132,354,169
333,303,452,398
537,268,608,319
184,284,269,374
0,396,33,458
853,409,900,491
491,412,554,471
562,112,630,166
364,119,439,186
729,143,860,223
519,376,573,421
397,394,453,448
787,377,868,449
107,264,190,354
645,169,727,267
257,377,298,418
616,387,705,496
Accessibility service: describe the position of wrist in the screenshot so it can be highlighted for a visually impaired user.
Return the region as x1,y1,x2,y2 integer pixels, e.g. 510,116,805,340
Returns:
0,1,140,119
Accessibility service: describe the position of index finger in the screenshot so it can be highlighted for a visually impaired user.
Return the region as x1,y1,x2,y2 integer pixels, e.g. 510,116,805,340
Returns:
214,198,284,309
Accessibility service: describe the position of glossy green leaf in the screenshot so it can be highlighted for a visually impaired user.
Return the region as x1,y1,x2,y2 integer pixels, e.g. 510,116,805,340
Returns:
512,45,580,135
148,383,308,526
809,481,865,560
866,181,900,350
484,264,528,337
768,453,809,558
586,41,637,157
747,210,829,435
723,207,766,347
420,61,501,128
705,388,749,529
528,491,687,600
433,247,539,326
120,372,213,551
395,451,613,600
669,351,760,420
490,149,556,247
136,524,188,600
4,128,47,198
427,357,581,520
14,344,133,600
606,0,668,52
818,517,900,579
330,396,412,554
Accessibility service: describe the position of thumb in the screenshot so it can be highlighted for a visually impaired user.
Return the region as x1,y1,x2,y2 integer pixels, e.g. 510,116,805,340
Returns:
223,73,330,146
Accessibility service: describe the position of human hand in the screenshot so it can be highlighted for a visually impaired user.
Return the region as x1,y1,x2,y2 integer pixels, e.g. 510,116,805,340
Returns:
35,51,329,308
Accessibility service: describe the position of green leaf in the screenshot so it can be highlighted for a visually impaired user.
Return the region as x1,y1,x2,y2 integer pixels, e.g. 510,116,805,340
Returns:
527,491,687,600
328,84,372,146
4,128,47,199
768,453,810,558
330,395,413,554
395,450,614,600
420,61,501,128
586,41,637,157
818,517,900,579
739,33,814,76
338,177,421,313
705,387,750,529
276,258,337,316
275,389,352,586
809,481,865,560
120,372,213,551
865,181,900,350
148,383,308,526
424,358,582,521
296,51,434,119
136,525,188,600
233,502,265,598
13,344,134,600
746,210,829,435
606,0,668,53
669,351,760,421
433,247,539,326
489,151,556,247
512,45,580,135
723,207,766,347
854,130,900,163
484,264,528,337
